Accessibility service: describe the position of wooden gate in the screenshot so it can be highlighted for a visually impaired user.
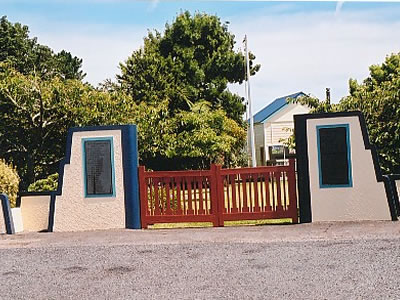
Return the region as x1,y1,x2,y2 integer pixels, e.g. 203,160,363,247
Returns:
139,159,298,228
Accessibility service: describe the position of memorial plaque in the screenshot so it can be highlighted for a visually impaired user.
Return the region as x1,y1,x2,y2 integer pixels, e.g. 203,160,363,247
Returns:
318,126,350,186
84,140,113,195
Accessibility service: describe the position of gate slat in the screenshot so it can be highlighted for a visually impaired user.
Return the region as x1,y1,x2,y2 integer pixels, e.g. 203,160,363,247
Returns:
187,177,194,215
231,174,238,213
198,177,205,215
254,173,260,212
275,172,283,212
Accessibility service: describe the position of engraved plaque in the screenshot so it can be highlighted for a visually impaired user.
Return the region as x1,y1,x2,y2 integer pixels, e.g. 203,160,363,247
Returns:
319,127,350,186
84,140,113,195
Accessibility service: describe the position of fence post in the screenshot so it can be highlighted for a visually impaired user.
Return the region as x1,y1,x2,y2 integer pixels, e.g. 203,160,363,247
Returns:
209,164,218,226
287,158,298,224
210,164,224,227
138,166,148,229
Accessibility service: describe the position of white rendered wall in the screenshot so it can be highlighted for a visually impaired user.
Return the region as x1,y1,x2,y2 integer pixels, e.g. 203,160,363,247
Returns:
20,195,51,232
307,116,391,221
53,130,125,232
11,208,23,233
396,180,400,201
0,202,5,233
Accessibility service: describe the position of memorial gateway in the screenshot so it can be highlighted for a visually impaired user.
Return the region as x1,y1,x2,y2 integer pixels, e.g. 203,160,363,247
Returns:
1,112,399,234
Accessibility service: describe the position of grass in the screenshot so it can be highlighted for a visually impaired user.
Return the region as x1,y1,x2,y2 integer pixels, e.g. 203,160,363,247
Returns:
148,218,293,229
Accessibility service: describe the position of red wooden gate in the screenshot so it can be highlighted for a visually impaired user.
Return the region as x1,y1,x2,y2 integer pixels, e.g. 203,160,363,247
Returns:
139,159,298,228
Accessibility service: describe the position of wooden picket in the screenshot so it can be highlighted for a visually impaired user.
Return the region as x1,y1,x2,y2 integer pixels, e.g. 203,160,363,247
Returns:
139,159,298,228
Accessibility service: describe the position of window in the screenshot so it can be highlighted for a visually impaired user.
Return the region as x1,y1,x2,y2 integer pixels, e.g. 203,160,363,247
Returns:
82,137,116,197
317,124,352,188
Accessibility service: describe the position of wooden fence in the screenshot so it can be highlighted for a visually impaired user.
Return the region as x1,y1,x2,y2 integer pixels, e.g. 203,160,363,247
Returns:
139,159,298,228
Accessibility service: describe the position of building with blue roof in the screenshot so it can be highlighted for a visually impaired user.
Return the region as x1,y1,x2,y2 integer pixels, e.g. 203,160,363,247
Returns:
250,91,310,165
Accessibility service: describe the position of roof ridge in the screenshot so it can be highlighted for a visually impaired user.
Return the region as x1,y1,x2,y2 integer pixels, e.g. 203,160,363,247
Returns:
252,91,306,123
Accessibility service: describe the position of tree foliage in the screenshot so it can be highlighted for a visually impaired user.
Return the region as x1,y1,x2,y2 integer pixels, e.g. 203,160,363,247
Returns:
289,52,400,174
0,16,85,80
0,158,19,207
28,173,58,192
130,100,246,170
118,11,260,124
0,13,252,189
0,65,135,189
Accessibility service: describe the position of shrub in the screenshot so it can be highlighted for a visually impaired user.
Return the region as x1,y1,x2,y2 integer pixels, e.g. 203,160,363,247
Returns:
28,173,58,192
0,159,20,207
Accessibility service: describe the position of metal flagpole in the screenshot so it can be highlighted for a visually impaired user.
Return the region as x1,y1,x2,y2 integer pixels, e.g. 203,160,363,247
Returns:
244,52,250,165
244,35,257,167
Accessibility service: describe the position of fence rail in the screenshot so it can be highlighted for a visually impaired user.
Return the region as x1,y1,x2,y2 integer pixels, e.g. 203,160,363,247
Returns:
139,159,298,228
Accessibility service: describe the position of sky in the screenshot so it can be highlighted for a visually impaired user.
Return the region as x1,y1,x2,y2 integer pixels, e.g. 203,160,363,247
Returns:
1,0,400,113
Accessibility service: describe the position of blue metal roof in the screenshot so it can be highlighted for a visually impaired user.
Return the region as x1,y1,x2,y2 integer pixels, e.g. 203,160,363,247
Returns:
252,91,306,123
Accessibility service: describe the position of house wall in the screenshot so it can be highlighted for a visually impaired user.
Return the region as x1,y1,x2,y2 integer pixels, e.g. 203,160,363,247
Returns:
264,103,310,146
19,195,51,232
254,123,265,166
53,130,126,232
306,116,391,221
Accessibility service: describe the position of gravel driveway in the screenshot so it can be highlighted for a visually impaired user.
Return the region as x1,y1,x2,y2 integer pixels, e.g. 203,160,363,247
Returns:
1,221,400,299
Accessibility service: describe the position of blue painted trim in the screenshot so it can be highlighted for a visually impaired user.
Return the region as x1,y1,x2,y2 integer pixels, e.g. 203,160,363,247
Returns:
121,125,141,229
252,91,306,124
47,192,56,232
1,194,15,234
316,124,353,189
82,137,116,198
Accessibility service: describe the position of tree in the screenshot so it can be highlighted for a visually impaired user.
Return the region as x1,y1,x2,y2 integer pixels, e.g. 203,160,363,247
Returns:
0,16,85,80
129,100,246,171
171,101,246,169
118,11,260,124
289,52,400,174
339,53,400,174
0,65,134,189
0,158,19,207
1,63,246,189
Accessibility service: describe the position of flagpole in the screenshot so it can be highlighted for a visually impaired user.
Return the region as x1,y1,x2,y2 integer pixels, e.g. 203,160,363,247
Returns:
244,35,257,167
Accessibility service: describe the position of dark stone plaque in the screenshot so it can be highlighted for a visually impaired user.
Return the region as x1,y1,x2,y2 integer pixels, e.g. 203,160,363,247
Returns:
84,140,113,195
318,127,350,186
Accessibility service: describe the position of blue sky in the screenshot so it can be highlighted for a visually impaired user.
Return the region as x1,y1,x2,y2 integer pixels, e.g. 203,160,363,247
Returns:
2,1,400,112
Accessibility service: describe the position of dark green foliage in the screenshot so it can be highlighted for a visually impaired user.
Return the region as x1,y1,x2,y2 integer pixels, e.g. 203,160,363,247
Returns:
0,66,135,189
0,16,85,80
289,52,400,174
118,11,260,124
0,12,252,189
28,173,58,192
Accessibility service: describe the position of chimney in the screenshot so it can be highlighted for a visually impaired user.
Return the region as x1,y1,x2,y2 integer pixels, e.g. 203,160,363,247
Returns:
326,88,331,104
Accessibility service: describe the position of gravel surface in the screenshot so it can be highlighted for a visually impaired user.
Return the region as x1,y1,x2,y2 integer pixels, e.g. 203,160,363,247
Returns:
1,222,400,299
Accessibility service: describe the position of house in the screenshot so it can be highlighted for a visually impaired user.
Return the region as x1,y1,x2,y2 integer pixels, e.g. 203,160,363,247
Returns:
251,91,310,165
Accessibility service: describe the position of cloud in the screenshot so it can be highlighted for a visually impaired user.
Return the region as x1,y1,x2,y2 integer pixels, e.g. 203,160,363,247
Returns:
24,4,400,113
335,1,345,17
29,23,148,84
149,0,160,11
228,8,400,112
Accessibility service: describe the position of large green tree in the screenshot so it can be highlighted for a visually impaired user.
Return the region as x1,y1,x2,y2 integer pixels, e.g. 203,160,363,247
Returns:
290,52,400,174
0,16,85,80
132,100,246,171
0,65,133,189
118,11,260,124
